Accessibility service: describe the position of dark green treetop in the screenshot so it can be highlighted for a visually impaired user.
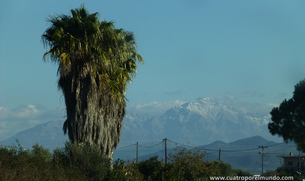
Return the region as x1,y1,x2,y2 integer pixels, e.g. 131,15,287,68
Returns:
268,79,305,151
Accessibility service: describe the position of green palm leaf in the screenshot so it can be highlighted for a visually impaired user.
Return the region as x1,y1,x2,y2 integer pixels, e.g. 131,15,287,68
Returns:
42,5,143,167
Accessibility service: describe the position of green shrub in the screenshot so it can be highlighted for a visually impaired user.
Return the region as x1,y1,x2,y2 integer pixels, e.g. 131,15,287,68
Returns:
1,142,255,181
107,159,144,181
205,161,235,176
234,168,253,176
31,144,52,164
0,141,110,181
138,156,164,180
0,143,55,181
169,148,207,180
53,141,110,181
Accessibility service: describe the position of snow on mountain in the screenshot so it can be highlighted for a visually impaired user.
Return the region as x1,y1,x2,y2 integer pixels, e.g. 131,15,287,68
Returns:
1,97,279,150
141,97,276,144
180,97,223,119
120,112,152,142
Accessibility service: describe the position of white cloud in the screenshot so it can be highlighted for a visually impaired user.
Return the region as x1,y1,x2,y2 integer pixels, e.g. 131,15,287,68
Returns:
213,90,265,102
210,91,278,114
0,106,10,120
220,101,277,115
13,104,41,118
0,98,279,142
127,100,187,115
0,105,65,141
0,105,43,120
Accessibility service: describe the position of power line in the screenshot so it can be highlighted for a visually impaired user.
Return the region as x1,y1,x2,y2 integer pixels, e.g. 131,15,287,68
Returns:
167,139,193,149
168,139,261,153
138,142,163,148
221,147,259,152
170,139,270,153
266,142,285,147
115,143,137,150
115,140,165,150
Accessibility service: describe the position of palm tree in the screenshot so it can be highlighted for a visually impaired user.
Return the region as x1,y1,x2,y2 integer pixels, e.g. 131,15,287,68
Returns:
42,5,143,165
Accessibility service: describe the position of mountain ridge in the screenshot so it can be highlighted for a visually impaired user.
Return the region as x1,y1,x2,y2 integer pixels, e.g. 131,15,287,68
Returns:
1,97,280,149
136,136,298,175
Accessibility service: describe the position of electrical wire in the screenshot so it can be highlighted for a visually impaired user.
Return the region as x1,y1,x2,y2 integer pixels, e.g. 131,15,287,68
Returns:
167,139,193,149
168,139,261,152
115,143,137,150
8,138,294,158
138,142,163,148
221,147,260,152
266,142,286,147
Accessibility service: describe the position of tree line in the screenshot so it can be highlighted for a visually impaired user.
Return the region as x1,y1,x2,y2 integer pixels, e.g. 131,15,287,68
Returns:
0,141,256,181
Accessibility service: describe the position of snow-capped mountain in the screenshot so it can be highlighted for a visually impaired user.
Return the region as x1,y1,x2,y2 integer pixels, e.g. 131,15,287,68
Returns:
122,97,277,144
1,97,279,149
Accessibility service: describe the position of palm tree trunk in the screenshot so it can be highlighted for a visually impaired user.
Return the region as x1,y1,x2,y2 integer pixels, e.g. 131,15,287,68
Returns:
60,63,125,167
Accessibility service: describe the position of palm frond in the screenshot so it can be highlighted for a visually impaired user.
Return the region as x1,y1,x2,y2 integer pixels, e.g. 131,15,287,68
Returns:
42,5,143,164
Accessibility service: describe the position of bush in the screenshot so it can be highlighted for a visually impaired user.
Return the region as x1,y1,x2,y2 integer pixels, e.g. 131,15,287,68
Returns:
107,159,144,181
169,148,207,180
53,141,110,181
0,141,110,181
138,156,164,180
205,161,235,176
234,168,253,176
1,141,255,181
0,143,55,181
31,144,52,164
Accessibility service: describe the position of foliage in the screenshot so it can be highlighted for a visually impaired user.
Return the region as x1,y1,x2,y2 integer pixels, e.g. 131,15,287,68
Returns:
0,142,255,181
167,147,252,180
53,141,110,180
31,143,53,164
170,148,206,180
205,161,236,176
0,141,109,181
268,79,305,151
107,159,144,181
41,5,143,165
137,156,165,180
169,148,207,180
42,5,143,102
234,168,253,176
0,144,62,181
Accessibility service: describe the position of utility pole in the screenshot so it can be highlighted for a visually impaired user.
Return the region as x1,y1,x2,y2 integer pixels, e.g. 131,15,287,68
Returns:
136,142,139,163
219,149,221,162
163,138,167,164
259,146,268,175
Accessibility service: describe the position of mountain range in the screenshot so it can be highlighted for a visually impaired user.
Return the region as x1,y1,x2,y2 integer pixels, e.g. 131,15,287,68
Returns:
1,97,296,174
1,97,279,147
121,97,279,144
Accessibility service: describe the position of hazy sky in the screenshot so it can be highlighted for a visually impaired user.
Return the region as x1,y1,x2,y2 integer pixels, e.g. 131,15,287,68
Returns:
1,0,305,141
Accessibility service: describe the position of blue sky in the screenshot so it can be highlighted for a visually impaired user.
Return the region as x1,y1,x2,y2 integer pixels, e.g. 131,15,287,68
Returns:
1,0,305,141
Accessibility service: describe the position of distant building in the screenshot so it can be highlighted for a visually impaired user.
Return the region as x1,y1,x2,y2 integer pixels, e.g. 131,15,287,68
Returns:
280,153,305,179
